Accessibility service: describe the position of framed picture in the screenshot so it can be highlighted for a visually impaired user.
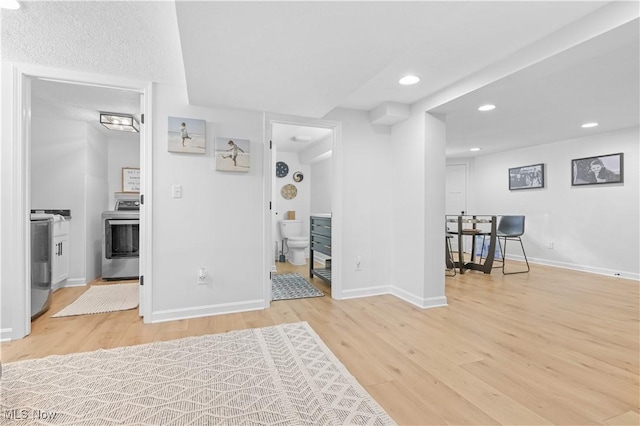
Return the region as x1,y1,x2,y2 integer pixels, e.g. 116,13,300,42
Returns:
168,116,206,154
509,163,544,190
215,137,250,172
122,167,140,192
571,153,623,186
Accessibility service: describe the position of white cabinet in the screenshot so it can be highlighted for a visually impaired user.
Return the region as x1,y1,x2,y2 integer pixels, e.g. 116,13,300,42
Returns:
52,217,70,285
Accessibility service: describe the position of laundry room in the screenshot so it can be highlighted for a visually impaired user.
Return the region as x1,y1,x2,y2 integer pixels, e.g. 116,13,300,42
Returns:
29,78,141,297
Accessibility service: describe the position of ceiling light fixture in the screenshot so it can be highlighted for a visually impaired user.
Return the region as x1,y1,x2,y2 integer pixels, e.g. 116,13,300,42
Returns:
100,113,140,132
399,75,420,86
478,104,496,111
292,135,312,143
470,147,482,152
0,0,21,10
581,122,598,128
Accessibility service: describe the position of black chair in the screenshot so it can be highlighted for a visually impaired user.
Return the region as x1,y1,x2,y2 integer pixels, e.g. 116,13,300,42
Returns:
496,215,530,274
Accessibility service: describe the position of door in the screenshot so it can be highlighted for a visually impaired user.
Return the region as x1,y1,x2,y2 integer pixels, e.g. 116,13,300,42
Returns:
446,164,467,251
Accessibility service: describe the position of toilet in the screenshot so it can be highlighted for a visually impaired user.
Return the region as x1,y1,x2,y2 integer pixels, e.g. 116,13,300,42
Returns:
279,220,309,265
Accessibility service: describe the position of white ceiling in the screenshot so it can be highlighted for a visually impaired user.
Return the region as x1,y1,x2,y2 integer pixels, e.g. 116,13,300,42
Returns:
2,1,638,157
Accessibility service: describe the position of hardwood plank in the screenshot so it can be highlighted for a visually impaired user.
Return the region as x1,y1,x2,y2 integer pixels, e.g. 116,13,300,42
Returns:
1,263,637,426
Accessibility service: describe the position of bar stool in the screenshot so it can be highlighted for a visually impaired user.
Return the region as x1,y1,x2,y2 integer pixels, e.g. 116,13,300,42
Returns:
445,234,456,276
496,215,530,274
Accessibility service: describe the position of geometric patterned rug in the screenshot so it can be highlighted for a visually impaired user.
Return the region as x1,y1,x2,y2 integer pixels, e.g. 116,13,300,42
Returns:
52,283,139,317
0,322,396,425
272,273,324,301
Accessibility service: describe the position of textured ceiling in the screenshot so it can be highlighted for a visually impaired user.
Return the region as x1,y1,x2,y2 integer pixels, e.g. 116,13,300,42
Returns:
2,1,638,157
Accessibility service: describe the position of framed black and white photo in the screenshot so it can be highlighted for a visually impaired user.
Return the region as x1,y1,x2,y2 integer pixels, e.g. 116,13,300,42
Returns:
571,153,623,186
168,116,206,154
509,163,544,190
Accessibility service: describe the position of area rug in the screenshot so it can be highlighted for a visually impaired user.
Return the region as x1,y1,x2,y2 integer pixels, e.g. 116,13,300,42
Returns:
52,283,139,317
272,273,324,301
0,322,396,425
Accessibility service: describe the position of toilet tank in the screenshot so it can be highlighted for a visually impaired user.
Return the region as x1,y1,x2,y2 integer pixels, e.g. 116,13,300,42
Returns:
279,220,303,238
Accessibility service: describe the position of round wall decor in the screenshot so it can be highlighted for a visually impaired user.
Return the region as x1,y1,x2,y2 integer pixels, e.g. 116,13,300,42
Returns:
293,171,304,182
276,161,289,178
281,184,297,200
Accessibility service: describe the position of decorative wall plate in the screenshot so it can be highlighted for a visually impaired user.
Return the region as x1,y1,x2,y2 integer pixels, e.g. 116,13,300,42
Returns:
281,184,297,200
293,171,304,182
276,161,289,178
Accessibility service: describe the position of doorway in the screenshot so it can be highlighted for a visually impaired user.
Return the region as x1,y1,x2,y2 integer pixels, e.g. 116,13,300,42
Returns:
5,64,153,340
265,116,341,304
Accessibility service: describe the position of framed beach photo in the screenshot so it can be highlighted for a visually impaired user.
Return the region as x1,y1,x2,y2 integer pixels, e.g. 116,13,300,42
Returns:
571,153,623,186
509,163,545,190
168,116,206,154
215,137,250,172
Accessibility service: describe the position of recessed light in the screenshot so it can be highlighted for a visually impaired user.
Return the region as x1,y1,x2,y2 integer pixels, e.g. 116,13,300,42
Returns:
478,104,496,111
581,122,598,128
470,147,482,152
399,75,420,86
0,0,21,9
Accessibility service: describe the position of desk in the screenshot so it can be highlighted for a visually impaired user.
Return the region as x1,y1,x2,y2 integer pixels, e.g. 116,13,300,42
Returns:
446,215,497,274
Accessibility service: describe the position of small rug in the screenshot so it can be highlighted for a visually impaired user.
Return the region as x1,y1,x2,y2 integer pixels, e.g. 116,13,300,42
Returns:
0,322,396,425
272,273,324,301
52,283,139,317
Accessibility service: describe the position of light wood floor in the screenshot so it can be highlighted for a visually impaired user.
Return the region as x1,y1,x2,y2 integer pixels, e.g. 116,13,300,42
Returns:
2,262,638,425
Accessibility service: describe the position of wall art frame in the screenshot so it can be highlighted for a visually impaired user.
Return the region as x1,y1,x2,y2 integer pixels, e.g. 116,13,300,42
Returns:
571,153,623,186
215,137,250,172
122,167,140,193
168,116,206,154
508,163,545,190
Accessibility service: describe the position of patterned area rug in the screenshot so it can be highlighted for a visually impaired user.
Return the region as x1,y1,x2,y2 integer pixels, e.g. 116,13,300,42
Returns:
52,283,138,317
272,273,324,301
0,322,396,425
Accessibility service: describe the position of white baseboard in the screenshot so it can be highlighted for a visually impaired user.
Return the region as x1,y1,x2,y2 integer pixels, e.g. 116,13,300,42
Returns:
59,278,88,288
0,328,14,342
508,255,639,281
150,299,265,323
389,286,448,309
340,285,390,300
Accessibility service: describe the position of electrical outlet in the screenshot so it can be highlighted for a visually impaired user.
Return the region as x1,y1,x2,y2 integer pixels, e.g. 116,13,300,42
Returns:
355,256,362,271
547,241,554,249
172,184,182,198
197,267,208,285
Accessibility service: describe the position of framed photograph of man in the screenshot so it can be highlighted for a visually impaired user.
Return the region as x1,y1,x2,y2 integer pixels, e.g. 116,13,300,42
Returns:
509,163,545,190
571,153,623,186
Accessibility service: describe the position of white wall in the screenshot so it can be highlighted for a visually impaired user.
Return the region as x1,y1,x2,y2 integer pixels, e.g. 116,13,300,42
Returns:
310,156,332,214
323,108,394,297
471,126,639,279
108,135,140,208
151,83,265,321
31,118,87,284
85,125,109,283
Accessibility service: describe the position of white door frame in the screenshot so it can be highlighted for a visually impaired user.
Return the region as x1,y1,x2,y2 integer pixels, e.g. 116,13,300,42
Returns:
3,63,153,340
263,113,343,304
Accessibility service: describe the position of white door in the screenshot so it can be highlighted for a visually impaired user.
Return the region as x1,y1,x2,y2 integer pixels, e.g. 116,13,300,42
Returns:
446,164,467,251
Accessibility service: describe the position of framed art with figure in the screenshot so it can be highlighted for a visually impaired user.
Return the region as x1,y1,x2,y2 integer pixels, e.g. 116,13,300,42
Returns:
571,153,623,186
509,163,544,190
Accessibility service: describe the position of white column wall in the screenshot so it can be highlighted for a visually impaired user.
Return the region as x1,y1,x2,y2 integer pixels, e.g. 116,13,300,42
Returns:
322,108,393,297
151,83,266,321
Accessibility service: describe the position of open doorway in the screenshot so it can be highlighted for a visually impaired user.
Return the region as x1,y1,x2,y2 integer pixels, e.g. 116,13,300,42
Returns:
269,121,336,301
4,64,153,341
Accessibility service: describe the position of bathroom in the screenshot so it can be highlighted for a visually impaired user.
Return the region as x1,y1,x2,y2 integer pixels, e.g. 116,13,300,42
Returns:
271,123,333,277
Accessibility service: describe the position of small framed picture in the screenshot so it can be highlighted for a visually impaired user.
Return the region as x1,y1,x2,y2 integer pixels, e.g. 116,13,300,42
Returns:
215,137,250,172
509,163,544,190
122,167,140,192
168,116,206,154
571,153,624,186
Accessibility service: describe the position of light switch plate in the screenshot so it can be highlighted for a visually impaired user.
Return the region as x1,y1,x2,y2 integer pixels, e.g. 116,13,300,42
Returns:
172,184,182,198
